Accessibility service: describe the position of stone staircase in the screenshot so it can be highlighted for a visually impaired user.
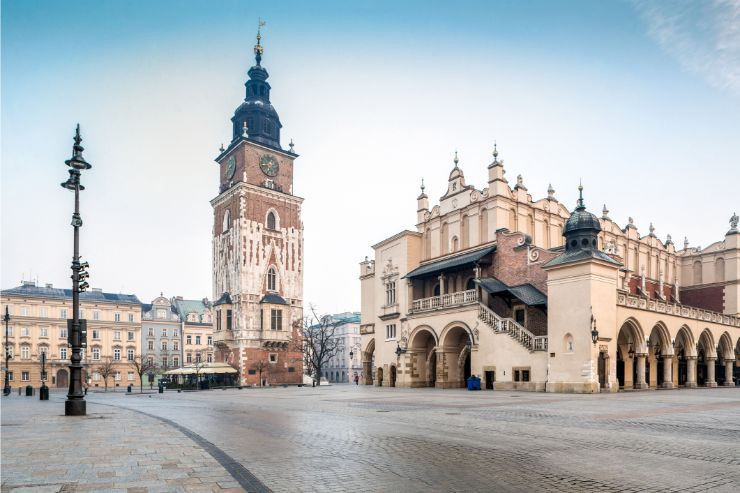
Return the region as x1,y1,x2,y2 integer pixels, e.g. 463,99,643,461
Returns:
478,304,548,352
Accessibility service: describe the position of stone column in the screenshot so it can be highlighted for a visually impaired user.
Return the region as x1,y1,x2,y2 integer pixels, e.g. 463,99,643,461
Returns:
362,360,373,385
438,274,446,296
686,356,697,388
725,360,735,387
635,354,648,389
705,357,717,387
662,355,674,389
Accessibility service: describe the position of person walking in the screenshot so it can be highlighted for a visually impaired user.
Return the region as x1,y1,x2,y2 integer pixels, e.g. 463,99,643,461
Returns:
354,374,359,385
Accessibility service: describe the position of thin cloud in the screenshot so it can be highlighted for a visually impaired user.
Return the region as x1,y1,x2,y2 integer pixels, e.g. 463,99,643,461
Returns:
632,0,740,96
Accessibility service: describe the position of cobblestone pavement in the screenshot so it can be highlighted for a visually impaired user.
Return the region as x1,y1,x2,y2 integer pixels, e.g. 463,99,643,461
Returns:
3,387,740,492
1,391,252,493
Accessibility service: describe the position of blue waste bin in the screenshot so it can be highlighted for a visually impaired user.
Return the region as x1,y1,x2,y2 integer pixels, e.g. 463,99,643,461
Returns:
467,376,481,391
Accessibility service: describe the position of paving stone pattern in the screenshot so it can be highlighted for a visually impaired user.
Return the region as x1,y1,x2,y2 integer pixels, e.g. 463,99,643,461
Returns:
3,387,740,492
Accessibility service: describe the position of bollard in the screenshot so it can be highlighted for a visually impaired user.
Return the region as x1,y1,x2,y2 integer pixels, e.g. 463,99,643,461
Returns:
25,385,33,397
39,385,49,401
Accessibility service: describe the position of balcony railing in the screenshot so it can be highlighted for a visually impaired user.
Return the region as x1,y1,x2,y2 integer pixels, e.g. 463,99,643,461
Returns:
617,293,740,327
410,289,478,313
478,304,548,352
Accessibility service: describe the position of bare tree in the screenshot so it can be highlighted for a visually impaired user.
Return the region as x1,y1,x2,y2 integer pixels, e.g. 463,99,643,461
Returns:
95,356,116,392
300,307,343,387
251,359,268,387
129,354,157,393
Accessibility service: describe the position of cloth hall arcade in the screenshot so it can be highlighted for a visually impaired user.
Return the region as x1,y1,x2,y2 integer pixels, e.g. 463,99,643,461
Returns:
359,147,740,392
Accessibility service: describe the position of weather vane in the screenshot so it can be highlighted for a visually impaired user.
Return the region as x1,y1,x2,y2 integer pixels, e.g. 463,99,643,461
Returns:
254,18,266,62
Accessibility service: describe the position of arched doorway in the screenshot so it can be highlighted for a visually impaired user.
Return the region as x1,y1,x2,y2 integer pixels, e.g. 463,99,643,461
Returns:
616,319,646,389
408,327,437,388
697,329,716,387
376,367,384,387
673,326,696,387
439,325,472,389
362,339,375,386
647,323,672,389
390,365,397,387
56,369,68,389
717,332,734,386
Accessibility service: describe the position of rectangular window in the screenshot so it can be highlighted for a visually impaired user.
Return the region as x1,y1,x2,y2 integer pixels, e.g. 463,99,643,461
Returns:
207,336,212,345
226,310,233,330
173,341,179,350
20,307,29,317
40,327,48,337
173,357,179,367
60,308,67,319
186,353,192,363
7,346,13,358
522,370,530,382
195,335,201,345
127,371,134,381
195,352,201,363
128,313,134,323
93,310,100,321
127,349,134,361
148,328,154,336
269,353,277,363
514,308,525,326
39,346,48,357
92,329,100,339
207,353,213,363
114,331,121,340
161,341,168,350
385,281,396,306
21,327,30,337
6,326,12,337
156,309,166,319
217,312,222,331
148,341,153,350
173,329,178,338
128,331,134,341
162,328,167,337
40,307,48,318
271,309,282,331
7,371,13,381
115,371,121,381
248,369,256,375
288,367,295,373
22,371,30,381
385,324,396,340
80,348,85,360
186,335,192,345
147,356,154,366
60,347,68,360
93,372,101,381
21,346,30,359
114,313,121,322
80,309,85,319
114,349,121,361
92,347,100,360
60,327,67,338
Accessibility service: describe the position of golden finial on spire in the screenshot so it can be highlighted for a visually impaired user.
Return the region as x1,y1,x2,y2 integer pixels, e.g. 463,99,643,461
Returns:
254,19,266,62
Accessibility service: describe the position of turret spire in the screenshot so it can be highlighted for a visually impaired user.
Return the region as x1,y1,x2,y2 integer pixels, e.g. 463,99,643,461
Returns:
576,181,585,210
254,19,266,66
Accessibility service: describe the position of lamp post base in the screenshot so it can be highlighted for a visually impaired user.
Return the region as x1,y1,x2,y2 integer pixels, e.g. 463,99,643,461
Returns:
65,399,86,416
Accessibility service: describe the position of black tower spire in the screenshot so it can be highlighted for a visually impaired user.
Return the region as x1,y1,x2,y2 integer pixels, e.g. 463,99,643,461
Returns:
230,21,282,149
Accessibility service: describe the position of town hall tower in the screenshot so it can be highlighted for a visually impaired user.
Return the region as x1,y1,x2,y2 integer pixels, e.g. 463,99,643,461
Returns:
211,26,304,385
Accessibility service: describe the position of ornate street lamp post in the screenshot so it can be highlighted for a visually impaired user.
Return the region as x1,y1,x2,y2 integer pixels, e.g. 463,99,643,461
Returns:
3,306,11,396
61,124,92,416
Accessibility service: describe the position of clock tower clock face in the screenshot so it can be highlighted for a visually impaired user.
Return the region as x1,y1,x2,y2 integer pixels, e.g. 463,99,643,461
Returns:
225,156,236,180
259,154,279,177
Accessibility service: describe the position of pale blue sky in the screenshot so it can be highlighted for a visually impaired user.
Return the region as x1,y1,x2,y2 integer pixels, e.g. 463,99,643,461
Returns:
2,0,739,313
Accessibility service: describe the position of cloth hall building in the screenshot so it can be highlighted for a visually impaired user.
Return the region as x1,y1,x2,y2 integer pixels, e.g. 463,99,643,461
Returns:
359,148,740,392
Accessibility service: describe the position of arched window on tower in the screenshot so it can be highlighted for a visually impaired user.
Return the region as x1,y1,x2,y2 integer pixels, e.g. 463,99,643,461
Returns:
266,211,276,230
715,258,724,282
450,236,459,252
267,267,277,291
222,209,231,233
693,260,703,284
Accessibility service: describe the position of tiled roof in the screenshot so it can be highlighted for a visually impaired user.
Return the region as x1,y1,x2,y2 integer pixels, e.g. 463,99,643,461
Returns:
477,278,547,306
542,249,621,269
329,312,361,324
260,293,288,305
213,292,233,306
1,283,141,305
172,299,210,322
404,245,496,280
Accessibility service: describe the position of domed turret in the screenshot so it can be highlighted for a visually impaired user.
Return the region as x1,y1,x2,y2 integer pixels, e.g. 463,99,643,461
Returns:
563,183,601,252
